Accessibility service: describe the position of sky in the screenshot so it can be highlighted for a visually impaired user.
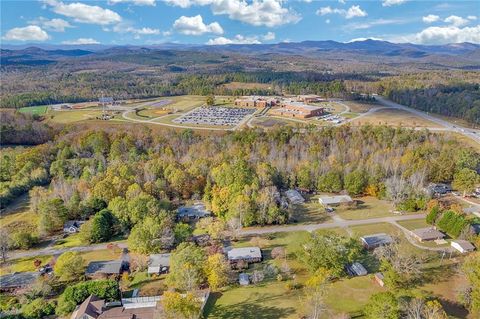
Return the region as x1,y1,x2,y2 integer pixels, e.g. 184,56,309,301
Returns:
1,0,479,46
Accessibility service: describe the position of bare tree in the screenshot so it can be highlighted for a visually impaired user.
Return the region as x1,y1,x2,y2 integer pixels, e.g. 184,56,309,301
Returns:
0,228,9,263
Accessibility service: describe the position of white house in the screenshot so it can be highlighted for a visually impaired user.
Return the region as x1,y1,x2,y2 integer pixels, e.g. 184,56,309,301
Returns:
451,240,476,253
318,195,353,206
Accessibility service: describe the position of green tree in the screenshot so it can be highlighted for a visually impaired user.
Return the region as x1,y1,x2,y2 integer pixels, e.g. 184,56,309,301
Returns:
162,291,201,319
363,292,400,319
166,243,206,291
453,168,479,196
426,205,441,225
38,198,68,235
127,214,175,254
344,170,367,196
174,222,193,243
462,252,480,314
317,170,343,193
206,95,215,106
54,251,85,281
90,209,115,243
22,298,55,319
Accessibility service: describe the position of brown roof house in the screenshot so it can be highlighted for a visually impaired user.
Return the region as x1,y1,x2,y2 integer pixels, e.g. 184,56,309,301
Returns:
410,228,445,242
71,295,105,319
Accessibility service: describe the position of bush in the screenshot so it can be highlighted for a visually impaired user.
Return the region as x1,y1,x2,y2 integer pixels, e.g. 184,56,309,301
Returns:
57,280,119,315
22,298,55,319
426,205,441,225
397,196,427,212
437,210,469,238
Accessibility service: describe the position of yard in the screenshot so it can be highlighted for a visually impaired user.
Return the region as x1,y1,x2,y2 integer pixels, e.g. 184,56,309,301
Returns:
289,194,331,224
47,109,105,123
0,255,52,275
18,105,48,116
351,108,442,128
334,196,419,220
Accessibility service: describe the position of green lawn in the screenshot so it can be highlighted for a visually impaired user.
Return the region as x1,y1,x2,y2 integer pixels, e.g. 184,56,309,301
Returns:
335,196,413,220
52,233,87,249
397,218,430,230
48,109,104,123
18,105,48,115
290,194,331,224
0,255,52,275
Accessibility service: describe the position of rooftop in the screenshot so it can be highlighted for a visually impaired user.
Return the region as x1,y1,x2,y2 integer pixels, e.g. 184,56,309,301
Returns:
227,247,262,261
318,195,353,205
72,295,104,319
451,240,475,251
285,189,304,204
0,271,40,289
360,233,393,247
411,227,445,241
284,102,323,111
177,202,211,218
86,260,123,275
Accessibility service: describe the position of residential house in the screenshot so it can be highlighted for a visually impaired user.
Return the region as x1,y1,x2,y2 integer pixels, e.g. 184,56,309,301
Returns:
451,240,476,253
85,260,125,278
318,195,354,206
285,189,305,205
71,295,105,319
64,221,83,233
147,254,170,275
227,247,262,264
360,233,394,250
410,228,445,242
0,272,40,292
177,202,211,220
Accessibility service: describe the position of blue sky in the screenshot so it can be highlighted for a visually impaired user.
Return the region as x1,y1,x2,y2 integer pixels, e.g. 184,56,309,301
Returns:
1,1,479,45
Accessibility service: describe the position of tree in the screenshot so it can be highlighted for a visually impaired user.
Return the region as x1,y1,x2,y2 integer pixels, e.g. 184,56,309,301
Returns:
166,243,206,291
363,292,400,319
344,170,367,196
205,253,230,290
174,222,193,243
85,209,115,243
0,228,9,262
453,168,479,196
162,291,202,319
54,251,85,281
22,298,55,319
38,198,68,235
304,268,331,319
426,205,441,225
206,95,215,106
299,232,362,277
462,252,480,314
128,214,175,254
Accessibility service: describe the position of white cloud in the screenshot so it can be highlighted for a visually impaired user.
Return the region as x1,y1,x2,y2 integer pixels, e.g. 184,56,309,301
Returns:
110,22,161,35
347,37,383,43
382,0,407,7
316,5,367,19
165,0,301,27
44,0,121,25
422,14,439,23
109,0,156,5
325,19,330,24
206,32,274,45
347,18,407,30
30,17,73,32
62,38,100,44
400,25,480,45
338,0,345,4
444,15,469,27
467,16,477,20
262,31,275,41
173,15,223,35
2,25,50,41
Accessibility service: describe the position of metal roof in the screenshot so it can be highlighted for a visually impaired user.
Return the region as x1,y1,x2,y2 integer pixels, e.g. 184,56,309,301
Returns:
227,247,262,261
0,271,39,289
360,233,393,247
319,195,353,205
86,260,123,275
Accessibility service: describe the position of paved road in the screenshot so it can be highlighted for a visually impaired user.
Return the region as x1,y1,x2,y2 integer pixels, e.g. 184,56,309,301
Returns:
239,213,426,235
374,96,480,144
10,242,128,259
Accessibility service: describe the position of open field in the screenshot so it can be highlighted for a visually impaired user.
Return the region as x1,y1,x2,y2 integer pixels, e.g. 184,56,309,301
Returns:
335,196,402,220
341,101,379,113
351,108,442,128
18,105,48,116
250,116,309,129
47,109,105,123
290,194,331,224
135,96,206,118
0,255,52,276
397,218,430,230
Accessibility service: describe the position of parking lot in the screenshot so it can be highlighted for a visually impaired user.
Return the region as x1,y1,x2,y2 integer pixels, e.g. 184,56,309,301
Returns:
173,106,255,126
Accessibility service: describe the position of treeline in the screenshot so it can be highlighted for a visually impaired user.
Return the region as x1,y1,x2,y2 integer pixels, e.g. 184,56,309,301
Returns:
0,111,56,145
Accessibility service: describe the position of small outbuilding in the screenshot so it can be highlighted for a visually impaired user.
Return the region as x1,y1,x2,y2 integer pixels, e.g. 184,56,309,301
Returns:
318,195,354,206
347,262,368,277
285,189,305,205
410,228,445,242
147,254,171,275
63,221,83,233
451,240,476,253
239,273,250,286
360,233,393,249
227,247,262,264
374,272,385,287
471,224,480,235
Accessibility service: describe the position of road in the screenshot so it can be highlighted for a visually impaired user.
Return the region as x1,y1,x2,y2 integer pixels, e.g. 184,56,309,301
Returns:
374,96,480,144
10,242,128,259
239,213,426,235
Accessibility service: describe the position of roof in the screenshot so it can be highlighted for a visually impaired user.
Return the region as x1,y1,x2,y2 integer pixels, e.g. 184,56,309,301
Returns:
177,202,211,218
86,260,123,275
463,206,480,214
73,295,104,319
411,228,445,241
451,240,475,251
239,273,249,284
284,102,322,111
471,224,480,234
227,247,262,261
147,254,170,273
318,195,353,205
99,97,114,103
64,221,81,229
360,233,393,247
98,306,157,319
0,271,40,289
348,262,367,276
285,189,304,204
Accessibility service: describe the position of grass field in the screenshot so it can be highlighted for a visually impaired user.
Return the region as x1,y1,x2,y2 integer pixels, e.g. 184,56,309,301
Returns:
18,105,48,116
351,108,442,128
397,218,430,230
290,195,331,224
48,109,105,123
342,101,379,113
0,255,52,275
335,196,398,220
251,117,309,129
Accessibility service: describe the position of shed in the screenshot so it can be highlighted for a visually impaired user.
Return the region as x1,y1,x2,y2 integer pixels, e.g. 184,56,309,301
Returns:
147,254,171,275
347,262,367,277
360,233,393,249
227,247,262,263
410,228,445,242
374,272,385,287
471,224,480,235
239,273,250,286
285,189,305,204
318,195,353,206
451,240,476,253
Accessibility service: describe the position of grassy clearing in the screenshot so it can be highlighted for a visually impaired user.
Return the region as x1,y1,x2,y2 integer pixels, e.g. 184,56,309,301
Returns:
290,194,331,224
47,109,105,123
127,271,167,296
251,117,308,129
342,101,379,113
335,196,398,220
18,105,48,116
0,255,52,275
397,218,430,230
79,248,122,264
348,222,402,238
52,233,87,249
351,108,442,128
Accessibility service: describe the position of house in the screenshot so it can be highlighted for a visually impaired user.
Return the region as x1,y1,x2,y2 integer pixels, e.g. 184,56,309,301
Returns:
71,295,105,319
347,262,368,277
86,260,125,278
410,228,445,242
296,94,323,103
63,221,83,233
177,202,211,220
0,272,40,291
239,273,250,286
98,97,114,106
451,240,476,253
318,195,354,206
147,254,170,275
427,183,452,196
374,272,385,287
227,247,262,264
360,233,394,249
285,189,305,205
271,102,323,119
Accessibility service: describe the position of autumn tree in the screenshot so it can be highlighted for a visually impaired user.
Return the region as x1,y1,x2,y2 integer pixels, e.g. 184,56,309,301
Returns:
166,243,206,291
54,252,85,282
162,291,202,319
204,253,230,290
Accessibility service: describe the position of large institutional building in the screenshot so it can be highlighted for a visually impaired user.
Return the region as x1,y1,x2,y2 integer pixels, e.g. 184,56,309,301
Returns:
271,102,324,119
234,97,277,108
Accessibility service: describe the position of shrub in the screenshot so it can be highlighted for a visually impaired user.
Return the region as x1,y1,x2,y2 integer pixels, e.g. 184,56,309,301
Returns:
426,205,441,225
436,210,469,238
